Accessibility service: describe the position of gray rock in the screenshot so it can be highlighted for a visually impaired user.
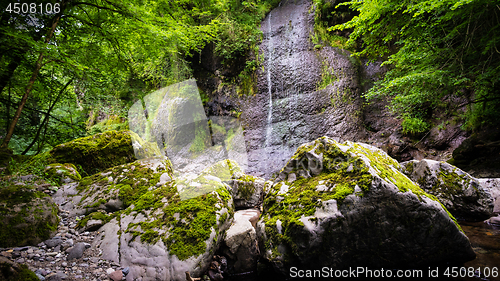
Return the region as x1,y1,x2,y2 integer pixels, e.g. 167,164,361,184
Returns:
401,159,494,220
44,237,63,248
92,160,236,281
67,243,88,260
82,219,103,232
104,199,124,211
223,209,260,273
229,175,265,209
258,137,475,274
485,215,500,226
477,178,500,214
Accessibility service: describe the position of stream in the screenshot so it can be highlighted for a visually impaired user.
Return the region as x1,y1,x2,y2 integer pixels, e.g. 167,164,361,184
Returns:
459,221,500,281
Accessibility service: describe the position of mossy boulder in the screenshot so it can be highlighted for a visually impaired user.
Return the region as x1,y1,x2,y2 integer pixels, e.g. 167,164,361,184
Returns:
55,157,174,217
49,130,136,176
257,137,475,274
228,173,266,209
90,159,236,280
45,163,81,185
0,256,38,281
0,184,59,247
401,159,494,220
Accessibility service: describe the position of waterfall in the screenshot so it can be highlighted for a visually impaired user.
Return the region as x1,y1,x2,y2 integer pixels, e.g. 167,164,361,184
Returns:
265,11,273,147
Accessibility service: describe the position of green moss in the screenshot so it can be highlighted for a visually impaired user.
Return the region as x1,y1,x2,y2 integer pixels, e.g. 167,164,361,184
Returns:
44,163,81,185
88,115,129,135
0,262,39,281
0,186,59,247
49,130,136,176
125,183,232,260
77,211,114,228
432,168,470,196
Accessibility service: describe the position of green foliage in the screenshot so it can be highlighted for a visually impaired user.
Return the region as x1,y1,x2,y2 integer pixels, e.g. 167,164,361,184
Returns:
402,116,431,135
332,0,500,130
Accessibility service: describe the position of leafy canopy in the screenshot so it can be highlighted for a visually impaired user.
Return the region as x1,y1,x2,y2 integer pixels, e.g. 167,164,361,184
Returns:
332,0,500,133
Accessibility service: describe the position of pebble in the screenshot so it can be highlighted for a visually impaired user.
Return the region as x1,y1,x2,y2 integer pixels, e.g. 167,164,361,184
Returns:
109,269,123,281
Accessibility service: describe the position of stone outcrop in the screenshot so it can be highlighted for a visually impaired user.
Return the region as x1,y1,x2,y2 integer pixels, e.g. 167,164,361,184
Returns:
257,137,475,274
401,159,494,220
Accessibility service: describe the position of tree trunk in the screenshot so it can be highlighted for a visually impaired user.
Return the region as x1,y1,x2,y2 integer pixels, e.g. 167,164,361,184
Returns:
1,1,67,149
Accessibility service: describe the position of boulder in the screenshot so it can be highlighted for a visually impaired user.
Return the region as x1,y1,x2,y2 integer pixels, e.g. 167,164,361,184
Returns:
44,163,81,184
89,159,237,281
401,159,494,220
0,256,39,281
477,178,500,214
257,137,475,275
0,185,59,247
222,209,261,273
229,174,265,209
70,157,174,216
49,130,136,176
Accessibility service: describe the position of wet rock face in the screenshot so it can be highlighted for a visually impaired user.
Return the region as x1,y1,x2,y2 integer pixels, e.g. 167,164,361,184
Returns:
242,0,365,179
401,159,494,221
257,137,475,274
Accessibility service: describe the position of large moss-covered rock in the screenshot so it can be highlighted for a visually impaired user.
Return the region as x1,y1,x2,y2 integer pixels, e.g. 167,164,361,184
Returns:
91,160,235,280
401,159,494,220
49,130,136,176
257,137,475,274
55,158,237,280
0,184,59,247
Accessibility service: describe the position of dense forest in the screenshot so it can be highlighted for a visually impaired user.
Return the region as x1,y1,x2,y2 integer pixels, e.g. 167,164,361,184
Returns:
0,0,499,164
1,1,500,280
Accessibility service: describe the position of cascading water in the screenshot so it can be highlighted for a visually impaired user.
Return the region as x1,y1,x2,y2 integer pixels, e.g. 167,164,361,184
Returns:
243,0,364,178
264,11,273,148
